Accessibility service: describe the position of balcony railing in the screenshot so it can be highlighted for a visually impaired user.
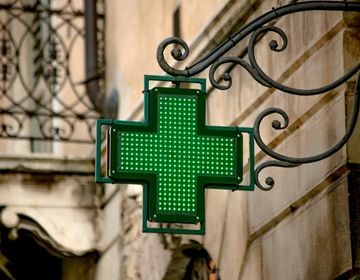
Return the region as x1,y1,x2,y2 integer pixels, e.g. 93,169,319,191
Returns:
0,0,105,147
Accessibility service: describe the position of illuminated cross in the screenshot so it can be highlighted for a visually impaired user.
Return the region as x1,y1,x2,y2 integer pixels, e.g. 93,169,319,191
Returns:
108,85,242,229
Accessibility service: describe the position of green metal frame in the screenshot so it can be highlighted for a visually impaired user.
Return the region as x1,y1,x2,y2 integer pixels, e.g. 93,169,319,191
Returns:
95,75,255,235
95,118,116,184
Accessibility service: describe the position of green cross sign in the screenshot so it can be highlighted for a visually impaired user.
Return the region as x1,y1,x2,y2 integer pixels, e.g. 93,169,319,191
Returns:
96,76,254,235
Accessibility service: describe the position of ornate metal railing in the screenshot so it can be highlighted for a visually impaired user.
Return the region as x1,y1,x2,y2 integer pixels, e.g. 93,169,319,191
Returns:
156,1,360,190
0,0,105,144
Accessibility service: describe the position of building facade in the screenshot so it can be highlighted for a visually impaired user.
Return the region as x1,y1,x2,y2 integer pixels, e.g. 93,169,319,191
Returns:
0,0,359,280
99,0,360,279
0,0,105,279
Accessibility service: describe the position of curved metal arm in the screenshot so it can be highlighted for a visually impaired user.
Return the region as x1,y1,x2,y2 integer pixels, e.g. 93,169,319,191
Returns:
247,26,360,96
157,1,360,78
156,37,190,77
254,71,360,164
253,72,360,190
255,161,299,191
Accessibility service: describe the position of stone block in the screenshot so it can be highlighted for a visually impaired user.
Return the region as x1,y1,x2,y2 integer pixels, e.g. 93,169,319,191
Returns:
203,189,229,262
95,240,121,280
99,186,121,250
261,180,351,280
238,241,262,280
218,191,248,280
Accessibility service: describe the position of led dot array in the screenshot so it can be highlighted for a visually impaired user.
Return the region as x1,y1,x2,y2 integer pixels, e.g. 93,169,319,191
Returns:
119,95,236,215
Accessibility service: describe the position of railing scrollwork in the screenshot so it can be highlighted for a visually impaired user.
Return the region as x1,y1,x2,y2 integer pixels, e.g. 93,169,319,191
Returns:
0,0,107,144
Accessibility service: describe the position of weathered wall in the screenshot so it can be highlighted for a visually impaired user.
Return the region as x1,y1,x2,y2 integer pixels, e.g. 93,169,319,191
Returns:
0,1,109,279
98,0,360,279
0,156,101,279
203,1,360,279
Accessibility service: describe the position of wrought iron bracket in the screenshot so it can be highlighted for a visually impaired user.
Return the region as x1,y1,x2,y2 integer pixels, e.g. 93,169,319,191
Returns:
156,1,360,191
